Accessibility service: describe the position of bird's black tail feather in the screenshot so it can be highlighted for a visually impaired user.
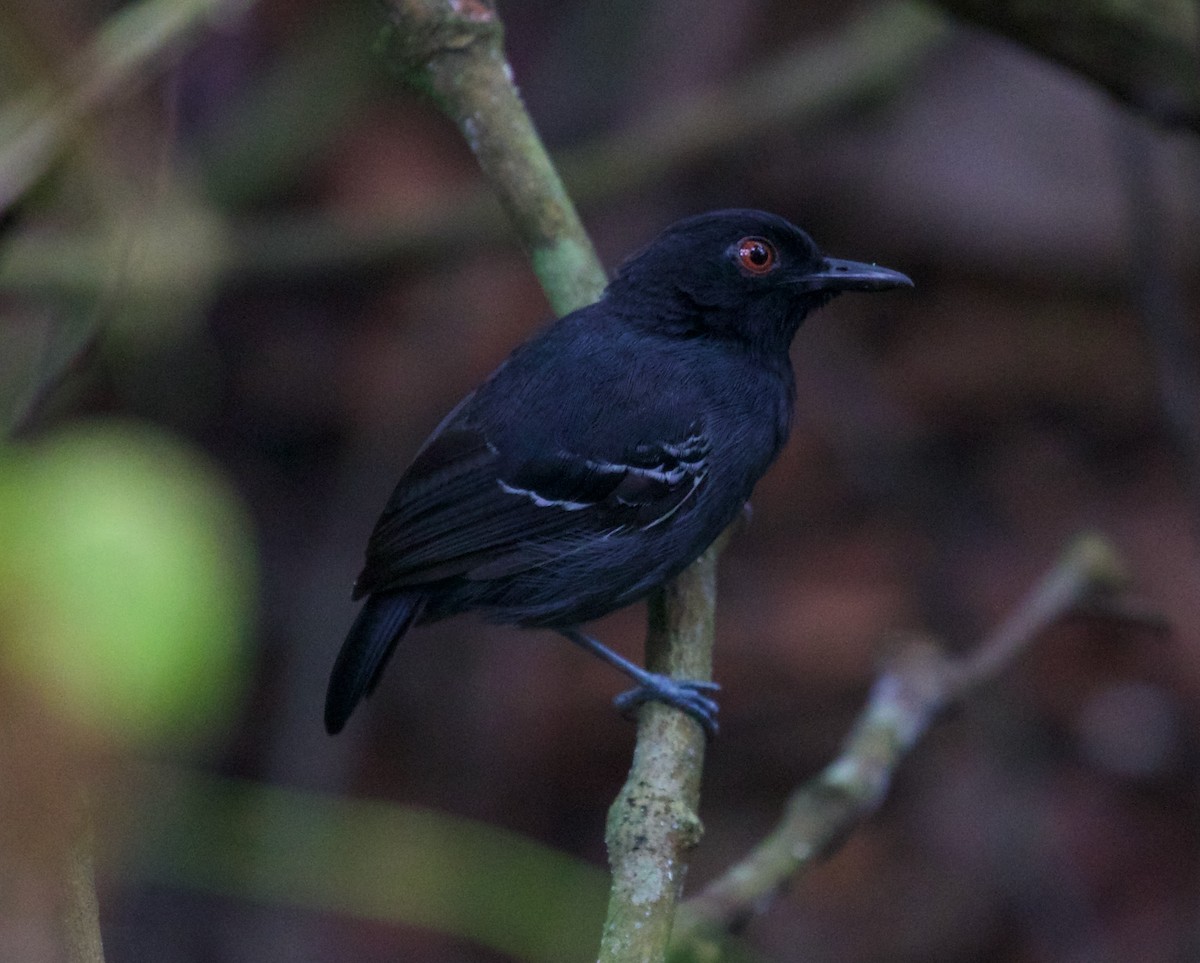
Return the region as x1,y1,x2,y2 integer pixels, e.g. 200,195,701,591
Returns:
325,591,426,734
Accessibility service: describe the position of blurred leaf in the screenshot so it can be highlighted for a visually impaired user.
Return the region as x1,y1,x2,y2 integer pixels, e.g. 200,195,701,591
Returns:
126,770,610,963
0,419,256,745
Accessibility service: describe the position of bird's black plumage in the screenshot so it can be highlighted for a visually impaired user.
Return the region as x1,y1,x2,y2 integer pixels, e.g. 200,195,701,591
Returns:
325,209,911,735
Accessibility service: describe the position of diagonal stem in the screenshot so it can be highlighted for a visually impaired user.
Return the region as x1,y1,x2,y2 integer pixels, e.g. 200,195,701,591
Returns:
673,533,1129,953
372,3,723,959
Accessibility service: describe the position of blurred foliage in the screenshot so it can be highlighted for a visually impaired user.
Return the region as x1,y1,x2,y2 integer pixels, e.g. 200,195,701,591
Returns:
0,0,1197,960
126,769,610,963
193,2,385,207
0,419,256,746
0,0,249,213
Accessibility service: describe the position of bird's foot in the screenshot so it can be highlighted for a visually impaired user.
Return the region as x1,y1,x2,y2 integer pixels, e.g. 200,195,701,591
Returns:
613,674,721,738
556,628,721,737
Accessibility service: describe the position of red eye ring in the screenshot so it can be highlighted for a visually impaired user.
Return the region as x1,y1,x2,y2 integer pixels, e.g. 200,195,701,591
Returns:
736,237,777,275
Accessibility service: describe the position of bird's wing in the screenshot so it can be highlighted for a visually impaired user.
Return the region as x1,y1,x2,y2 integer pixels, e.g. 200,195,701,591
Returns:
353,422,711,595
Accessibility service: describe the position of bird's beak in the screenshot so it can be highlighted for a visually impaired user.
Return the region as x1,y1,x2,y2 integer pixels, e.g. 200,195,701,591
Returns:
790,258,913,293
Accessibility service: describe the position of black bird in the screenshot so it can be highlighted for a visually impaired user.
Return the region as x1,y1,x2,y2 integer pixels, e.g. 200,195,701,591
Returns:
325,209,911,736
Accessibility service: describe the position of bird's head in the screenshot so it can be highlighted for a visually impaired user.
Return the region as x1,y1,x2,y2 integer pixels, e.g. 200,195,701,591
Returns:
607,209,912,356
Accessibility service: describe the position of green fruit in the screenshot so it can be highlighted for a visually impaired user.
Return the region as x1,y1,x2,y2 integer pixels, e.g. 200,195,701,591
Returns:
0,420,256,747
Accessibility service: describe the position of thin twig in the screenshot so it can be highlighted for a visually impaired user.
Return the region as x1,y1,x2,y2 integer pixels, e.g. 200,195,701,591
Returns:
672,533,1129,954
945,533,1127,695
560,3,947,205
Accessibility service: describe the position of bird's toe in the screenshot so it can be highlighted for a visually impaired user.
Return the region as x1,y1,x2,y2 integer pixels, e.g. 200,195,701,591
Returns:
613,673,720,737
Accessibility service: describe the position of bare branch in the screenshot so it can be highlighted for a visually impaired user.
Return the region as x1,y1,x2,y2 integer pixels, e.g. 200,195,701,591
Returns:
674,533,1130,952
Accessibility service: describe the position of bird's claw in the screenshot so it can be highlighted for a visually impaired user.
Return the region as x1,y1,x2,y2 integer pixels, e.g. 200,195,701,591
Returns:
613,674,721,737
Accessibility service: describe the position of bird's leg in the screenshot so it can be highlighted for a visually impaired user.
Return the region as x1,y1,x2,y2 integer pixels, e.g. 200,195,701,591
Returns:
557,628,720,737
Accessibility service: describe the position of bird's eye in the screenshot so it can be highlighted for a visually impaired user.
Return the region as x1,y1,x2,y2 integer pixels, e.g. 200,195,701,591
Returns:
735,237,777,275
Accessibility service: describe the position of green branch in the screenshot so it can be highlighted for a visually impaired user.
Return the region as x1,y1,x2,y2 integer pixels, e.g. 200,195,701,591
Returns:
374,0,604,315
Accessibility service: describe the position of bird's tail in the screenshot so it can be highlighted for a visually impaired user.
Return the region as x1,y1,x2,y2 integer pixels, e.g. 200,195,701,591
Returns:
325,591,427,734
